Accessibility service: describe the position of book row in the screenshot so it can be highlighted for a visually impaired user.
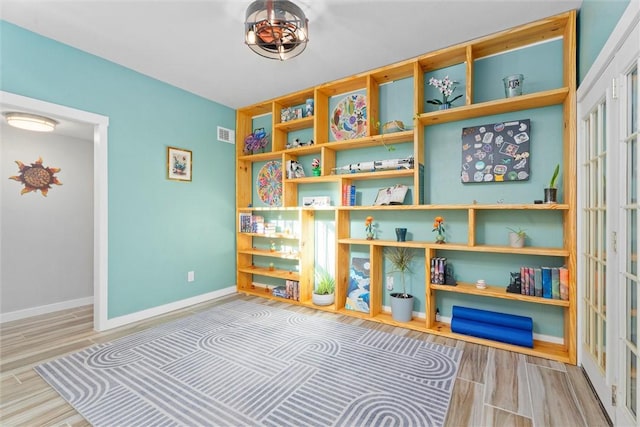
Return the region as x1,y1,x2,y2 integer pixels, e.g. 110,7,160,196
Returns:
507,266,569,300
272,280,300,301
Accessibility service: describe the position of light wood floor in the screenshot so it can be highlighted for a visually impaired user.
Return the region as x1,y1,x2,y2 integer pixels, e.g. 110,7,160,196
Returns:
1,294,611,427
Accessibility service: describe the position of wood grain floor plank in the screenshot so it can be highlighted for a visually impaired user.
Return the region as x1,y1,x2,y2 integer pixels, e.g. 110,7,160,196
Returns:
457,342,488,383
483,405,534,427
485,348,533,418
445,378,485,426
0,294,611,426
527,363,587,426
565,365,611,427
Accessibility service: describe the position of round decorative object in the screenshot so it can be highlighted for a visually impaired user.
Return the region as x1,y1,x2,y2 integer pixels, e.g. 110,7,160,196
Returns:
330,94,367,140
256,161,282,206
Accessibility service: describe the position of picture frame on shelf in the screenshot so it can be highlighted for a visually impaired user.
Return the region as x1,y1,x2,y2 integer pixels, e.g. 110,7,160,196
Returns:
167,146,192,181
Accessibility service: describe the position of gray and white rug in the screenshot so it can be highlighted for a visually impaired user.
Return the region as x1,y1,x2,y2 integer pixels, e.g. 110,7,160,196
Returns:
36,299,461,427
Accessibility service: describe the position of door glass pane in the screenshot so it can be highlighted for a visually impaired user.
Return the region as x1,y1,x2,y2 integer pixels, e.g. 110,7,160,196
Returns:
629,278,638,346
631,208,638,277
631,67,637,134
582,100,608,372
627,348,637,418
631,136,638,205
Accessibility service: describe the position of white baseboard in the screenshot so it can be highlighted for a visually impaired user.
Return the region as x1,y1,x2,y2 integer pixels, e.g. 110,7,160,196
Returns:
0,296,94,323
101,286,237,331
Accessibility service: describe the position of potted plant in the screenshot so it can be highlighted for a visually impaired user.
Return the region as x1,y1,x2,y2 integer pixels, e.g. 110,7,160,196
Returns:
385,246,415,322
427,76,463,110
312,266,335,306
507,227,527,248
545,163,560,203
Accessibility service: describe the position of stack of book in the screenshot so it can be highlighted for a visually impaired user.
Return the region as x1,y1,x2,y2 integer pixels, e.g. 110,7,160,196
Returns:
519,266,569,300
342,184,356,206
238,214,265,233
285,280,299,301
430,257,447,285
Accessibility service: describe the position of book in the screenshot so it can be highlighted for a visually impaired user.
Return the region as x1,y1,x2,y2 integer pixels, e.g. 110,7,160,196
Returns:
541,267,552,298
239,213,252,233
551,267,560,299
534,268,542,297
559,267,569,300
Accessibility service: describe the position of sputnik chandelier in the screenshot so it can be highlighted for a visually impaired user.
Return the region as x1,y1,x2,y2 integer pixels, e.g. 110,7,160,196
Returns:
244,0,309,61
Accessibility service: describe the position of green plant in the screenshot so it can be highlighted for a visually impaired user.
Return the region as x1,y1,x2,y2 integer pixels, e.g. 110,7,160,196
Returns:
385,247,415,298
314,266,335,295
549,163,560,188
374,120,396,152
427,76,463,106
507,227,527,238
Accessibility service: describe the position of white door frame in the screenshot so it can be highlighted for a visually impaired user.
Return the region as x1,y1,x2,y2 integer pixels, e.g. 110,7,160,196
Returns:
0,91,109,331
577,3,640,424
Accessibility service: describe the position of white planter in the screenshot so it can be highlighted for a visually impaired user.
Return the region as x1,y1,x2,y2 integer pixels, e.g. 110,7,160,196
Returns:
390,293,414,322
312,292,335,306
508,232,525,248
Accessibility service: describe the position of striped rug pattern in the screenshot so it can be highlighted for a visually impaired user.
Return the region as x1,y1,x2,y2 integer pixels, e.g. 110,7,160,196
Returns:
36,300,461,426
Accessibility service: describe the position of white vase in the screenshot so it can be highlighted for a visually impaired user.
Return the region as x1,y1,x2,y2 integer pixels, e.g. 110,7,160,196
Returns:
312,292,335,306
508,232,525,248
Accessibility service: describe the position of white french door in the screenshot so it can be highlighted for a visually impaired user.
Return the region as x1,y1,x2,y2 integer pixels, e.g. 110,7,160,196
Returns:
617,38,638,427
579,52,617,421
578,7,639,425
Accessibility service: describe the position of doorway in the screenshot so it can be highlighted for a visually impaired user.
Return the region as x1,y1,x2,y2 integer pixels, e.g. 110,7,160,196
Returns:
0,91,109,331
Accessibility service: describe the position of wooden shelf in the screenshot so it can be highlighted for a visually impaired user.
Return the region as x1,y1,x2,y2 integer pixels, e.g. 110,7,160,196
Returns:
236,11,577,364
238,266,300,281
338,239,569,256
337,203,569,211
275,116,314,132
430,282,570,307
238,248,300,260
238,232,300,240
417,88,569,126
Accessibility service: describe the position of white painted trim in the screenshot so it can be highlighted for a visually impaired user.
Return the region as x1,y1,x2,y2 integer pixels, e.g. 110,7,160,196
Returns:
578,0,640,99
0,91,110,332
102,286,237,330
0,297,94,323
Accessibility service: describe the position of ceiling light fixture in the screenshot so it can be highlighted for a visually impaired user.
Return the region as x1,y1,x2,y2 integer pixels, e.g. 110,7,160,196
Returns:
4,112,58,132
245,0,308,61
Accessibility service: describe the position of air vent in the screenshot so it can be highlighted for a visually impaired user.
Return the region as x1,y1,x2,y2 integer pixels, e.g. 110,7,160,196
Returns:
217,126,234,144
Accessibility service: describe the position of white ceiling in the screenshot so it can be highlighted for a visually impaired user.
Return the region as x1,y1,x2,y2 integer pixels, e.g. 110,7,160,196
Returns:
1,0,582,112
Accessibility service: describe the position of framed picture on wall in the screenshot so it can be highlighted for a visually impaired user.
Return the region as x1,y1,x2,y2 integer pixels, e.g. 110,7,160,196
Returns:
167,146,192,181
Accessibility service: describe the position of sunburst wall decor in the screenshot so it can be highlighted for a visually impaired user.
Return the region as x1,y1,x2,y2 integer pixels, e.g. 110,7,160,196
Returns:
9,157,62,196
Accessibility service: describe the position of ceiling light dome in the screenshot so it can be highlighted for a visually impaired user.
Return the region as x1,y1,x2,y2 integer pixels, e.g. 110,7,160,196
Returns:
4,112,58,132
245,0,308,61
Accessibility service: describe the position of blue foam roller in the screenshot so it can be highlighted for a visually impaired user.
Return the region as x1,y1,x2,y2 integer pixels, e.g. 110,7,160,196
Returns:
451,317,533,348
452,305,533,331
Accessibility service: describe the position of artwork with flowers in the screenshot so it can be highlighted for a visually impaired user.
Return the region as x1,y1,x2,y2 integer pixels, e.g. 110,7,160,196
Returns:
461,119,531,183
256,161,282,206
330,93,367,141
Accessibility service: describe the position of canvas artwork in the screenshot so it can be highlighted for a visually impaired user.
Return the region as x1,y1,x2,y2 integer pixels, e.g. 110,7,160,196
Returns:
461,119,531,183
345,257,371,313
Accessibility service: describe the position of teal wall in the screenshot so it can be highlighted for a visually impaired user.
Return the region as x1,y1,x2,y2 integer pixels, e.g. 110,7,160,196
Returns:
578,0,631,83
0,21,237,318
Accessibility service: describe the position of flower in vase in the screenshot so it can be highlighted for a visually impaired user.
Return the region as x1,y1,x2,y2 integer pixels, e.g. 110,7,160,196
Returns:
433,216,446,243
365,216,375,239
427,76,463,107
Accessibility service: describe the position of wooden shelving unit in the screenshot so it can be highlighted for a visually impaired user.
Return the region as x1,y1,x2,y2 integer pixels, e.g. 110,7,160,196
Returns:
235,11,577,364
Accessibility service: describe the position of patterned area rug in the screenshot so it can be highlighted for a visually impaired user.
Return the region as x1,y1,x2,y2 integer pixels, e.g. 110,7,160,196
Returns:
36,300,461,427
